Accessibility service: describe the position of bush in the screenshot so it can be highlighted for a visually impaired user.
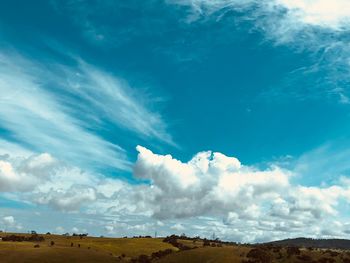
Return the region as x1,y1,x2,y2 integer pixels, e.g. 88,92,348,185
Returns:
318,258,336,263
297,254,312,261
203,239,211,246
2,234,44,242
151,249,173,259
163,235,191,251
324,250,339,257
131,254,151,263
286,246,301,257
246,248,272,263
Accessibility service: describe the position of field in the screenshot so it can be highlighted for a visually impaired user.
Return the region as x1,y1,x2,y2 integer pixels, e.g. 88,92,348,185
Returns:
1,233,350,262
157,246,250,263
0,233,176,262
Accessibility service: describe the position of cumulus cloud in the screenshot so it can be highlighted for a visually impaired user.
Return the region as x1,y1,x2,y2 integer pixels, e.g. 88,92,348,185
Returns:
35,186,97,212
3,146,350,242
0,152,112,212
0,153,56,192
134,145,291,219
132,146,350,241
171,223,185,231
1,216,22,231
2,216,15,226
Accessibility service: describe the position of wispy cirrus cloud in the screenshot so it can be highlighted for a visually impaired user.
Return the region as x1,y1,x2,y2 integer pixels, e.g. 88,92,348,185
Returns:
59,60,173,144
0,52,127,170
171,0,350,31
0,50,172,170
168,0,350,102
57,0,350,102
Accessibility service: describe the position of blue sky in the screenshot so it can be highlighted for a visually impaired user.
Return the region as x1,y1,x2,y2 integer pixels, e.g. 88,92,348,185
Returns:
1,0,350,242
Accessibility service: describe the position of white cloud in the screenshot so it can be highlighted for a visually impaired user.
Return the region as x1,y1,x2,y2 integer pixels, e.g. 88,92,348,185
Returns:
275,0,350,30
0,152,98,211
66,61,173,145
0,159,38,192
134,145,291,219
168,0,350,101
3,216,15,226
132,146,350,241
55,226,65,234
71,227,79,233
172,0,350,31
35,186,97,212
3,146,350,242
0,50,172,172
1,215,22,231
170,223,185,231
0,52,128,171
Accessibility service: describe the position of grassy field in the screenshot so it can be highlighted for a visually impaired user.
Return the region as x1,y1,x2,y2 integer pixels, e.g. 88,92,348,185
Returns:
1,232,350,262
0,233,176,262
156,245,350,263
157,246,250,263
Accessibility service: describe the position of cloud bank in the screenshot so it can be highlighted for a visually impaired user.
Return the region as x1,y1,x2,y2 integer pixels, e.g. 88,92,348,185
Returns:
2,146,350,242
132,146,350,241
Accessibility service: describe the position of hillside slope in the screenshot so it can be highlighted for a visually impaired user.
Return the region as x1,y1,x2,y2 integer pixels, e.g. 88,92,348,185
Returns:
267,237,350,249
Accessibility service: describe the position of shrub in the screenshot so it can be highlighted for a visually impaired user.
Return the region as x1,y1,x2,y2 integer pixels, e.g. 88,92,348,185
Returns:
324,250,339,257
131,254,151,263
318,258,336,263
297,254,312,261
2,234,44,242
151,249,173,259
286,246,301,257
246,248,272,263
203,239,211,246
163,235,191,250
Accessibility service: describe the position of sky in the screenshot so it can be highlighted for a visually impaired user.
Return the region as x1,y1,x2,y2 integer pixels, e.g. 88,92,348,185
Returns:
1,0,350,243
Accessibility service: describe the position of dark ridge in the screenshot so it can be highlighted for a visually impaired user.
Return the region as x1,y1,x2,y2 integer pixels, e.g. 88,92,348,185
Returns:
266,237,350,250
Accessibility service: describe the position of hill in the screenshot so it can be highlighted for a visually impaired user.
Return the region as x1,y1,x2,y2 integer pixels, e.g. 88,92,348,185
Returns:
1,232,350,262
0,232,176,263
267,237,350,250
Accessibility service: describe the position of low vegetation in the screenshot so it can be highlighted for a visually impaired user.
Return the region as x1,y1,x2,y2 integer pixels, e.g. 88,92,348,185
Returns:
1,232,350,262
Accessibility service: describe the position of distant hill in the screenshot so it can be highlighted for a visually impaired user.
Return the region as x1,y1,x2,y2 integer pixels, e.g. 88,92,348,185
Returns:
266,237,350,250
